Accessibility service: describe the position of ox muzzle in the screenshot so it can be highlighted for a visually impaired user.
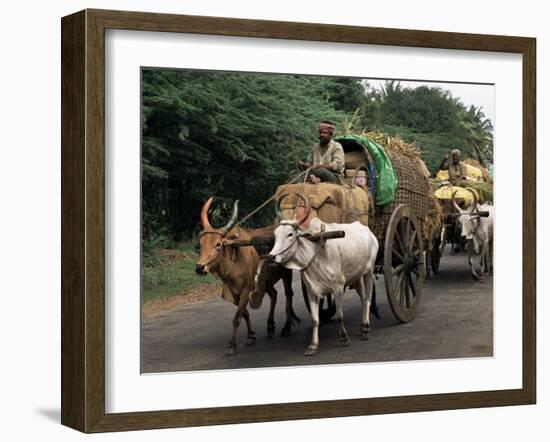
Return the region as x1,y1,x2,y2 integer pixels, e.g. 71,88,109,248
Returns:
195,263,208,275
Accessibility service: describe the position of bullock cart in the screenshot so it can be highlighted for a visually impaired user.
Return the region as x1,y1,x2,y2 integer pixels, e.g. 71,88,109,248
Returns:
276,133,440,323
428,186,473,274
429,185,493,280
428,183,493,275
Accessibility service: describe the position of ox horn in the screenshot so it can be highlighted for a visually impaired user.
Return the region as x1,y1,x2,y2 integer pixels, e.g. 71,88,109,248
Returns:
200,196,214,230
294,193,311,225
222,200,240,235
451,190,466,215
275,192,310,225
275,205,282,220
464,187,479,214
274,192,286,220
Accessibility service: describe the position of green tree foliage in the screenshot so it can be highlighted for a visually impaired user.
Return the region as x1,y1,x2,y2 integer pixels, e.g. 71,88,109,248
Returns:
325,77,366,113
142,69,347,244
364,81,494,172
459,105,494,167
380,82,464,133
360,81,382,129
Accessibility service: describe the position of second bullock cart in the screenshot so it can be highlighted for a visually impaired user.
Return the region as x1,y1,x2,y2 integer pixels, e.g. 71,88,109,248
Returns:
275,134,440,323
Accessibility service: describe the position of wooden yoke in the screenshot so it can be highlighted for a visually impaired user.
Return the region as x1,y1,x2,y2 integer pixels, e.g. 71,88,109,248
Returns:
228,230,346,249
301,230,346,242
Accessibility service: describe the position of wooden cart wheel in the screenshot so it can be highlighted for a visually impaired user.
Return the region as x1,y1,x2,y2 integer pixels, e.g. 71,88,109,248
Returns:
384,204,425,322
301,277,336,322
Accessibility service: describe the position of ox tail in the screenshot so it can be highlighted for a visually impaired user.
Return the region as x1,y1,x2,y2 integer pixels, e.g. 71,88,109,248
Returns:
370,283,381,320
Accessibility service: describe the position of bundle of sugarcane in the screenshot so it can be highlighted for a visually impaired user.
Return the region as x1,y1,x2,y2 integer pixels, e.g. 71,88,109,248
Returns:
363,130,423,159
363,130,431,178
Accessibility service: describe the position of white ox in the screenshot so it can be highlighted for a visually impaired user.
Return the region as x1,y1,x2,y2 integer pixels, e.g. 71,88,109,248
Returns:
269,202,378,356
452,188,494,280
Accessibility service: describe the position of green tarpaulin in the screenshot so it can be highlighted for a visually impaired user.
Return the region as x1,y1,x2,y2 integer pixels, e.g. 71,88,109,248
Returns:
335,134,398,206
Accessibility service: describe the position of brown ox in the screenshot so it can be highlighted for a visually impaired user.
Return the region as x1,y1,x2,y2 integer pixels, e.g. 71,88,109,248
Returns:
195,197,299,355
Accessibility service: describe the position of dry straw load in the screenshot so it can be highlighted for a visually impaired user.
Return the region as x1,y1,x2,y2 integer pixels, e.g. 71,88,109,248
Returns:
365,131,423,159
463,158,493,184
276,182,370,226
362,131,441,243
432,156,494,204
463,180,493,204
423,192,444,242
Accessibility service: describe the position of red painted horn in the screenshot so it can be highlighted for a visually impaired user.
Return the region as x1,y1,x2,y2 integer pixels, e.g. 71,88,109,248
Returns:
275,192,310,224
294,193,311,225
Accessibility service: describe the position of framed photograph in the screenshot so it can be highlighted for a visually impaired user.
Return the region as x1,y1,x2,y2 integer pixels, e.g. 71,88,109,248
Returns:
61,9,536,433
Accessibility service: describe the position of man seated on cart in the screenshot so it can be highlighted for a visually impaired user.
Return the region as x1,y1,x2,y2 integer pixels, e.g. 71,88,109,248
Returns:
439,148,468,185
299,120,345,184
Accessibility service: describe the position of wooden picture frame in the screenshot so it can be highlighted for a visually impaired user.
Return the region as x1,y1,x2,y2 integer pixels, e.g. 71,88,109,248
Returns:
61,8,536,433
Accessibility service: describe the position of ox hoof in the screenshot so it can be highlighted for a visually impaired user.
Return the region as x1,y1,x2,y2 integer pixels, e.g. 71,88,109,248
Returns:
281,325,292,337
246,335,257,346
304,346,318,356
359,326,370,340
267,327,275,339
339,336,351,347
225,346,237,356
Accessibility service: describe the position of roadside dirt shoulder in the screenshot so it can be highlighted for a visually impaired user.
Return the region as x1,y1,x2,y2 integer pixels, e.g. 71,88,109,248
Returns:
142,284,221,318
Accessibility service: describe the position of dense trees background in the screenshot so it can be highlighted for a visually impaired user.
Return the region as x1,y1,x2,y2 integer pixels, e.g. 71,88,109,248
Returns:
141,69,493,247
360,81,493,171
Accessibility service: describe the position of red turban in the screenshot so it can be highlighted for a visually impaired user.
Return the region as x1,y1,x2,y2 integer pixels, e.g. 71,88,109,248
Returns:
319,122,335,134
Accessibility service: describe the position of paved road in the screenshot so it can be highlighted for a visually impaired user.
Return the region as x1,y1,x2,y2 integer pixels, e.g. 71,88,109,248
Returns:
141,248,493,373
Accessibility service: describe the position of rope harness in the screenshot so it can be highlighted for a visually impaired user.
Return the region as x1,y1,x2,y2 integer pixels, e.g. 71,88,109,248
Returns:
198,169,315,278
233,169,311,228
198,230,237,279
469,212,482,234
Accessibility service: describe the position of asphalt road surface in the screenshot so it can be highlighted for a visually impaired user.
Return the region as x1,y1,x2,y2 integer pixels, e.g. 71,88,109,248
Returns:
141,247,493,373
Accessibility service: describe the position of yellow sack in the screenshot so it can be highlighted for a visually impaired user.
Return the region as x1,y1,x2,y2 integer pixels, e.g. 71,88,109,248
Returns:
436,164,484,181
434,186,474,206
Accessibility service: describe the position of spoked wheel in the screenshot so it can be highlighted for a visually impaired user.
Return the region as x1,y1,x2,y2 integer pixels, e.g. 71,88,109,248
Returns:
384,204,425,322
301,277,336,322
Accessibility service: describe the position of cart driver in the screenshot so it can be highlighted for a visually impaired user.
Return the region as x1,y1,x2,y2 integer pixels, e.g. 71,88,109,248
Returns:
439,148,468,185
299,120,345,184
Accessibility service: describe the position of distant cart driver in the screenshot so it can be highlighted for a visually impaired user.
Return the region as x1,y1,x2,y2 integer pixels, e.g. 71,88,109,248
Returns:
439,148,468,185
299,120,345,184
